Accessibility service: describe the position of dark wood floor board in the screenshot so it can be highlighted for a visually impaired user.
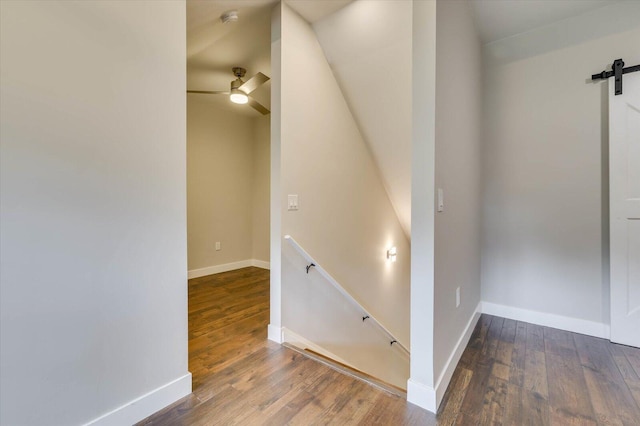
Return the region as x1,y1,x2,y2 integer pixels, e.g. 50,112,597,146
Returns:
191,345,277,402
544,326,578,358
229,362,323,425
482,316,505,359
458,351,492,423
136,393,203,426
509,321,528,387
188,310,269,357
459,315,504,422
523,388,551,426
502,383,523,425
479,375,508,425
137,270,640,426
359,391,437,426
459,314,493,368
287,370,357,424
574,334,640,425
526,322,546,353
504,382,551,426
546,351,597,425
621,344,640,378
257,389,316,426
312,379,381,425
190,301,270,339
493,319,516,381
493,339,513,382
436,367,472,425
524,349,548,398
609,344,640,407
500,318,517,343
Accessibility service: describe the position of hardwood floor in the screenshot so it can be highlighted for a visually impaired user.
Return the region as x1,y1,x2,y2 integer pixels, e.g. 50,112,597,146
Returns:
137,267,640,425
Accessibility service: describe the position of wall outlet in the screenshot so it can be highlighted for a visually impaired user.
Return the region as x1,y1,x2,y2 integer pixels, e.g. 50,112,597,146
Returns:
456,287,461,308
215,241,221,251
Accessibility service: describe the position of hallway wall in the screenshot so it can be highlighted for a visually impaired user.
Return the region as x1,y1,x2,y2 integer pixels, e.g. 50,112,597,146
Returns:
481,27,640,335
0,1,189,424
187,96,270,274
433,0,484,404
276,2,411,347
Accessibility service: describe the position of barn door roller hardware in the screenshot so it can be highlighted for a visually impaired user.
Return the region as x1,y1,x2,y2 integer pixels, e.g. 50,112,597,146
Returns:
591,58,640,95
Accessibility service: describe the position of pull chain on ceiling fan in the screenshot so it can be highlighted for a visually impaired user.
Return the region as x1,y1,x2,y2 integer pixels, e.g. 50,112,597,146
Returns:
187,67,270,115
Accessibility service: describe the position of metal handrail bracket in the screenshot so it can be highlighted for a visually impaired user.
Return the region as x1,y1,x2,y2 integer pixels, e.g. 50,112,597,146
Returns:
283,235,410,355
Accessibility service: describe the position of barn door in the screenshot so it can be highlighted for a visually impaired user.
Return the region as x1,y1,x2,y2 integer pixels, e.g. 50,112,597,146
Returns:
610,72,640,347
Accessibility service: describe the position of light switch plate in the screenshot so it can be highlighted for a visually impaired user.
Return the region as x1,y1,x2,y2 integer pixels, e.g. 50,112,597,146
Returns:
288,194,299,211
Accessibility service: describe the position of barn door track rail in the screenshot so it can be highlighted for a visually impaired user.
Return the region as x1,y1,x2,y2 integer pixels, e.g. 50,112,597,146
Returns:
592,58,640,95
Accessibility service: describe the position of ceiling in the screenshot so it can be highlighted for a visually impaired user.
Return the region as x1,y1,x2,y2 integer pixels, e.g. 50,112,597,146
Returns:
186,0,274,117
186,0,639,236
185,0,355,117
184,0,625,119
470,0,616,44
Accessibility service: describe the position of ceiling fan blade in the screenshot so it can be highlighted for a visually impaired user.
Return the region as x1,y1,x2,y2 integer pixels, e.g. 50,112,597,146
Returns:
186,90,229,95
248,97,270,115
238,72,270,95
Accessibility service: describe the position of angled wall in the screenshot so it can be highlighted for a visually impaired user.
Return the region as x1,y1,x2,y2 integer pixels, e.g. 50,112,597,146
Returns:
312,0,413,237
0,1,189,424
273,2,410,350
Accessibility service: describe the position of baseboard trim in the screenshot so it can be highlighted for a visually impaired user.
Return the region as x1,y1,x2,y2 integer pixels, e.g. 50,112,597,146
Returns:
481,301,610,339
434,302,481,408
251,259,271,270
84,373,192,426
188,259,270,279
267,324,283,343
407,378,437,413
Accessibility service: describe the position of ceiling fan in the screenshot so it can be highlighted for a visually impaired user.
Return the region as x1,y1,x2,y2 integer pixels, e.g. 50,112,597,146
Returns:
187,67,270,115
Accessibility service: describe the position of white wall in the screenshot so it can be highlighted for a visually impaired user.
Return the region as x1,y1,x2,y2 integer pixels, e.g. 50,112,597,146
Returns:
433,0,483,393
268,3,283,342
0,1,190,425
277,2,411,348
409,1,484,412
282,239,409,389
409,0,437,411
482,28,640,335
312,0,413,237
252,116,271,263
187,96,270,274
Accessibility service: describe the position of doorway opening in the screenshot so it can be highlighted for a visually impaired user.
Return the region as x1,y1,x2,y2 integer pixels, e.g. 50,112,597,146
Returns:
185,1,272,393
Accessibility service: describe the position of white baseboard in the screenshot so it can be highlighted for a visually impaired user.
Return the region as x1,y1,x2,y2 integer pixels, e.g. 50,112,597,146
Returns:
188,259,270,279
407,378,437,413
84,373,192,426
252,259,271,270
434,302,481,408
481,301,610,339
267,324,283,343
407,302,480,413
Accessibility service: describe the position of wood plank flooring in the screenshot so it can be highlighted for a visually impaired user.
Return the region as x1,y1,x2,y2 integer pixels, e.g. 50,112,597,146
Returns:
137,267,640,425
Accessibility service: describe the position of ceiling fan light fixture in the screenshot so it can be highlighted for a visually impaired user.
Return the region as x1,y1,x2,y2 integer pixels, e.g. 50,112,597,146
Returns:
230,88,248,104
220,10,238,24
